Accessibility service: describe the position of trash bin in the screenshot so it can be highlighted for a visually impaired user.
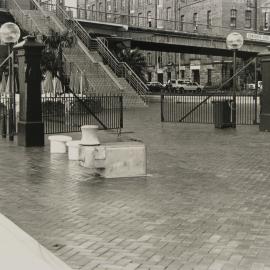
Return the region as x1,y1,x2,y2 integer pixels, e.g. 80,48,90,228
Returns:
212,100,232,128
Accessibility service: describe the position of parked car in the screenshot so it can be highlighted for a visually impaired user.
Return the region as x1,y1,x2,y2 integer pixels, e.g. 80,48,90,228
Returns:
246,81,262,91
171,80,204,93
170,79,191,90
146,82,164,93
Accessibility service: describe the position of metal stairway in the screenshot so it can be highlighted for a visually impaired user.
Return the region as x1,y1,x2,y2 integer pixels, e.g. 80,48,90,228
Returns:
7,0,148,108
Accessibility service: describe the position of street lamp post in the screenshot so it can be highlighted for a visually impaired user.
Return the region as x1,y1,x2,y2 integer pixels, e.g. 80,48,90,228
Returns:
226,32,244,128
232,48,237,128
0,22,20,141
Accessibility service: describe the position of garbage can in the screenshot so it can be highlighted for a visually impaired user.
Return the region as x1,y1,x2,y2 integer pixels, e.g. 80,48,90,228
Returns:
212,100,232,128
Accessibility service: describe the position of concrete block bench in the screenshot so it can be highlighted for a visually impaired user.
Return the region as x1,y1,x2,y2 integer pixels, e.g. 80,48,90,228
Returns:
80,141,146,178
48,135,72,153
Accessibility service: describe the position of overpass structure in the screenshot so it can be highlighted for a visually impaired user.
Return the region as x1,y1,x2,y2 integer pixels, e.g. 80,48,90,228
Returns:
69,8,270,59
80,21,266,59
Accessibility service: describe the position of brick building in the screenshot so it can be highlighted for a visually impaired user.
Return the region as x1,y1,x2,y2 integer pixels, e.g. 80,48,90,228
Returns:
78,0,269,85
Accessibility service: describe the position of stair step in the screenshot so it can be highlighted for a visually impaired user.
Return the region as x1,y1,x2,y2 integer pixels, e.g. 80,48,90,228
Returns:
15,8,146,108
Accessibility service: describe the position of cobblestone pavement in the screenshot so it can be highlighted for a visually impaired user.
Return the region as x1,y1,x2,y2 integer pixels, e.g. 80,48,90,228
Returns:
1,103,270,270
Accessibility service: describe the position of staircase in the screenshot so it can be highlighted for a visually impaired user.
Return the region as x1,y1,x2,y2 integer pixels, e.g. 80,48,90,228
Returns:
7,0,148,108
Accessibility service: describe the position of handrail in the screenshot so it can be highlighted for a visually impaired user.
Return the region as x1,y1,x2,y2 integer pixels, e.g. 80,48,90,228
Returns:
8,0,42,34
0,53,12,69
53,3,97,50
53,3,148,103
96,38,148,102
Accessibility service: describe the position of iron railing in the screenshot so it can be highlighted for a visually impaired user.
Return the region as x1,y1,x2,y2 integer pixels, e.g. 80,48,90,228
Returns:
0,96,13,138
96,37,149,102
42,94,123,134
161,91,260,125
8,0,42,35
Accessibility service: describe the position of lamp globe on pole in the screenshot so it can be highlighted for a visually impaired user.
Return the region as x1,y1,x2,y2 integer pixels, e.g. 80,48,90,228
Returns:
0,22,21,141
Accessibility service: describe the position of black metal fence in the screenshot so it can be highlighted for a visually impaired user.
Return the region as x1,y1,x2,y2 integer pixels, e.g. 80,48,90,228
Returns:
161,92,260,125
42,94,123,134
0,96,10,137
0,94,123,137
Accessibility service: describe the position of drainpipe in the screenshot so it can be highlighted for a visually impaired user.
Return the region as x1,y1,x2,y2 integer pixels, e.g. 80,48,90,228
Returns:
154,0,158,28
127,0,130,25
174,0,178,30
254,0,258,32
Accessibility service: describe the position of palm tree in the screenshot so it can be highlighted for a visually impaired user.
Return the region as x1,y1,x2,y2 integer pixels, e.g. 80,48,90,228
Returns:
41,28,76,78
116,48,147,80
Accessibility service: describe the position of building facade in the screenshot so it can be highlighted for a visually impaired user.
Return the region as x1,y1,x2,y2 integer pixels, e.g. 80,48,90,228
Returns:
77,0,269,85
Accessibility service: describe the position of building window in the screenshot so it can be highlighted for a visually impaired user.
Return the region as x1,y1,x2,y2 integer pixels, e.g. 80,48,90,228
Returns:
180,15,184,31
158,52,163,67
181,70,185,79
167,53,173,65
245,10,252,28
147,72,152,82
207,10,212,28
113,0,117,11
207,69,212,85
147,52,152,65
230,9,237,28
147,11,152,27
138,0,143,7
166,7,172,21
193,13,198,30
246,0,252,7
264,12,269,30
121,0,125,10
107,3,111,12
147,0,152,4
130,0,134,9
138,13,144,26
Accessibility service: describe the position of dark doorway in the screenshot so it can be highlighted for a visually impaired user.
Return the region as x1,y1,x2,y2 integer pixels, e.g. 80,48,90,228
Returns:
167,71,171,81
158,73,163,84
192,70,200,83
147,72,152,82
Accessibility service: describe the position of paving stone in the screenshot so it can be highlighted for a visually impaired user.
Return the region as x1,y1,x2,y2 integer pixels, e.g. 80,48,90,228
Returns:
1,104,270,269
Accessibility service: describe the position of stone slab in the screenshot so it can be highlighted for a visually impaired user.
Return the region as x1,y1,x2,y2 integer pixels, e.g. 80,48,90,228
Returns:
0,213,72,270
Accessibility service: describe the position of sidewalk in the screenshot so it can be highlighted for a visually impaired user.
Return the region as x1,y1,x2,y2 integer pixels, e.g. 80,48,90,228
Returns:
1,103,270,270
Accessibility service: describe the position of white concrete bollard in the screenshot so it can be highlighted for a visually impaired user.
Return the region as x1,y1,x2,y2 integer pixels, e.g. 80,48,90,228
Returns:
66,140,81,160
80,125,100,145
48,135,72,154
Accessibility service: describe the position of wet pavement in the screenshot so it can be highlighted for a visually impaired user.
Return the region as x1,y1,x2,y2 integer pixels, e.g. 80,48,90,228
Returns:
1,103,270,270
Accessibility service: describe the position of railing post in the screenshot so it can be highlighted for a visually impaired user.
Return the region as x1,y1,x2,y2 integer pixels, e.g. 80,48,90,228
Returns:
254,57,258,125
1,113,7,138
161,93,164,122
120,95,123,128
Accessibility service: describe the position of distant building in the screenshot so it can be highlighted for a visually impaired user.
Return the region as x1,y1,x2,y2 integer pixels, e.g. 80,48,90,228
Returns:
77,0,269,85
